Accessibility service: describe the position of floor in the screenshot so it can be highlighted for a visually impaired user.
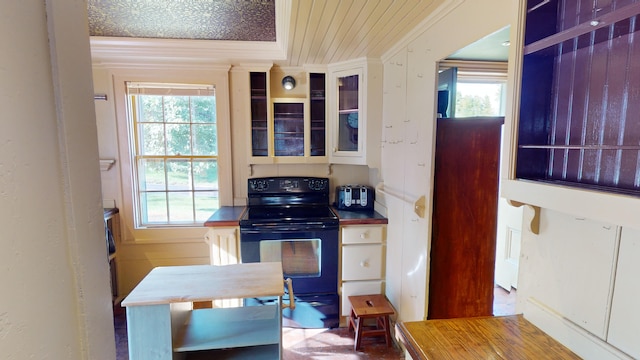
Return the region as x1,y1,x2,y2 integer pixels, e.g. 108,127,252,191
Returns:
114,287,516,359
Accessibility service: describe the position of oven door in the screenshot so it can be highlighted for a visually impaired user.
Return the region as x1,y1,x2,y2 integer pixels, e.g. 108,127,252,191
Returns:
240,225,338,295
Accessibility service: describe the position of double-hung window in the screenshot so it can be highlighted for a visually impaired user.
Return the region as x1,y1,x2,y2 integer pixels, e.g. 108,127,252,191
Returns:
126,82,219,226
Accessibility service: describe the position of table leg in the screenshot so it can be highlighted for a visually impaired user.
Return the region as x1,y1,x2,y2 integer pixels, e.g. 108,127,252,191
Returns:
354,316,364,351
126,304,172,360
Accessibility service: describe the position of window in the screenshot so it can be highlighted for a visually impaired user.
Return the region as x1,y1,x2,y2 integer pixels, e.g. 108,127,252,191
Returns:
126,82,219,226
455,81,506,117
438,60,508,118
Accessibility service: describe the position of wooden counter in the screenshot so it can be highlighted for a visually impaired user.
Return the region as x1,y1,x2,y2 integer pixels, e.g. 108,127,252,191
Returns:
397,315,580,360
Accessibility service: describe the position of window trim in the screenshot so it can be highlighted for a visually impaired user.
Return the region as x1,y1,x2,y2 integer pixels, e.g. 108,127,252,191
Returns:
111,66,232,243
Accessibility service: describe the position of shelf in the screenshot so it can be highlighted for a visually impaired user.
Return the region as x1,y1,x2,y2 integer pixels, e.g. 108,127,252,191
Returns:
183,344,280,360
173,305,280,353
519,145,640,150
524,2,640,55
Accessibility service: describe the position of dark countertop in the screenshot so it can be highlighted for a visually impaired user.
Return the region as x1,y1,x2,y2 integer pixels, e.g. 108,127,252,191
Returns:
203,206,246,227
203,206,387,227
332,207,388,225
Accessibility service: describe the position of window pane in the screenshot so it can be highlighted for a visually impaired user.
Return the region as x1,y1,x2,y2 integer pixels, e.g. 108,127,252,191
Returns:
195,191,219,222
193,124,217,155
164,96,190,123
138,96,163,122
138,159,166,191
168,192,194,222
166,159,191,191
193,160,217,190
191,96,216,123
140,123,166,155
455,82,505,117
166,124,191,155
141,192,168,223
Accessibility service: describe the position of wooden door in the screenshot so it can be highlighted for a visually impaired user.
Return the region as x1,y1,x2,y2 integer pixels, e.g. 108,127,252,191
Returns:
428,117,503,319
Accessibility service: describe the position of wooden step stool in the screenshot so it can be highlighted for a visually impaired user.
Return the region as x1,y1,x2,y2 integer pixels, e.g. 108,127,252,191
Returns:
347,294,395,351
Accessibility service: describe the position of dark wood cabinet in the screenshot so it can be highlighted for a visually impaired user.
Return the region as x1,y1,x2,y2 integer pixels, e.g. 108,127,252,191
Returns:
249,71,327,160
428,117,503,319
309,73,326,156
250,72,268,157
517,0,640,195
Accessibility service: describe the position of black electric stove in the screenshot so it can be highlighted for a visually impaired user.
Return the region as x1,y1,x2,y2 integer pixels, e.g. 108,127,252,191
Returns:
239,176,340,328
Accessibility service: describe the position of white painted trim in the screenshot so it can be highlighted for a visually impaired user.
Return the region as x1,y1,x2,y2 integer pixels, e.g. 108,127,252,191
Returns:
502,179,640,231
525,298,633,360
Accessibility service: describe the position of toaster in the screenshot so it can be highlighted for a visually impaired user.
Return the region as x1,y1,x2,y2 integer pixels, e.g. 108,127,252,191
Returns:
335,185,375,210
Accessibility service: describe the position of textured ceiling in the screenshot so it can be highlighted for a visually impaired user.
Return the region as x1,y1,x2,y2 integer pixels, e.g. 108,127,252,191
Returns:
87,0,276,41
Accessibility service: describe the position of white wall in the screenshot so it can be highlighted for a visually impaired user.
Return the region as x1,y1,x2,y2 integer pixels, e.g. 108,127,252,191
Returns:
378,0,515,322
0,0,115,359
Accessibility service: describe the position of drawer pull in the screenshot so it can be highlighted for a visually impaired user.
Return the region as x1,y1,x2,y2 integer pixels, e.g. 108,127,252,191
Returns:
360,232,368,239
360,260,370,267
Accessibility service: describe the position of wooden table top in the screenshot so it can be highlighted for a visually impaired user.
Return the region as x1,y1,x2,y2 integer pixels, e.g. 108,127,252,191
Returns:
121,262,284,307
397,315,581,360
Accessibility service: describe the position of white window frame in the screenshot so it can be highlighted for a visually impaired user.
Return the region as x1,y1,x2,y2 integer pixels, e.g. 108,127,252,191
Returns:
440,60,508,117
112,66,232,243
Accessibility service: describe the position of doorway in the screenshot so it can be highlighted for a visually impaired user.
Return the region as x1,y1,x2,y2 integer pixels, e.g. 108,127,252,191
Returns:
431,26,521,318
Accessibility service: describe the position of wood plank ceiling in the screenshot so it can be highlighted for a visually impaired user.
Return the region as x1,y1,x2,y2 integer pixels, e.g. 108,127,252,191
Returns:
88,0,447,66
281,0,446,66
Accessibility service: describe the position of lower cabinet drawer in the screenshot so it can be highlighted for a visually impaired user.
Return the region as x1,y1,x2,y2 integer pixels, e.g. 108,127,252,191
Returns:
341,280,384,316
342,244,383,281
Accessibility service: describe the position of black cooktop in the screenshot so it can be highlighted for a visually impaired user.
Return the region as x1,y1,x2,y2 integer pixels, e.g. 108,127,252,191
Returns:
241,176,339,228
242,205,337,221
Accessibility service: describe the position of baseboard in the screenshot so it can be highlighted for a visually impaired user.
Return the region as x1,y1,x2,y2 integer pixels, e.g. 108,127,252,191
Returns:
524,298,632,360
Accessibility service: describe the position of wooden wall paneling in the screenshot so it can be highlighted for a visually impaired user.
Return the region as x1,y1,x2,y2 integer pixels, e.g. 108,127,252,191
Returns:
519,0,640,193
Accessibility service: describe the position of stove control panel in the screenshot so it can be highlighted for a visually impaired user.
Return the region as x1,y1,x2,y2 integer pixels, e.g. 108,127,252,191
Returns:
307,178,328,191
248,177,329,194
249,179,271,192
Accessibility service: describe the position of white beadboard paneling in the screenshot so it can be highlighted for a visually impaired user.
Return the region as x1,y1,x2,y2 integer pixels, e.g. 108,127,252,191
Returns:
281,0,446,66
520,209,619,339
607,227,640,358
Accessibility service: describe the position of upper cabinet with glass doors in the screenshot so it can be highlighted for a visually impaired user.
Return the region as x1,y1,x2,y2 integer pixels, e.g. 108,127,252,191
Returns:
248,69,328,164
329,58,383,168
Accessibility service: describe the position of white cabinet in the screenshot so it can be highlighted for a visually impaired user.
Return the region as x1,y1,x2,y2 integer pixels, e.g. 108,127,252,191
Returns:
205,226,239,266
340,224,385,316
328,58,383,168
608,227,640,358
519,209,619,339
205,226,241,308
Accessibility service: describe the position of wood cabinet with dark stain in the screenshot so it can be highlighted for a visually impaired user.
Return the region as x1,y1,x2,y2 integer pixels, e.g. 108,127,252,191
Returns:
428,117,503,319
517,0,640,195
